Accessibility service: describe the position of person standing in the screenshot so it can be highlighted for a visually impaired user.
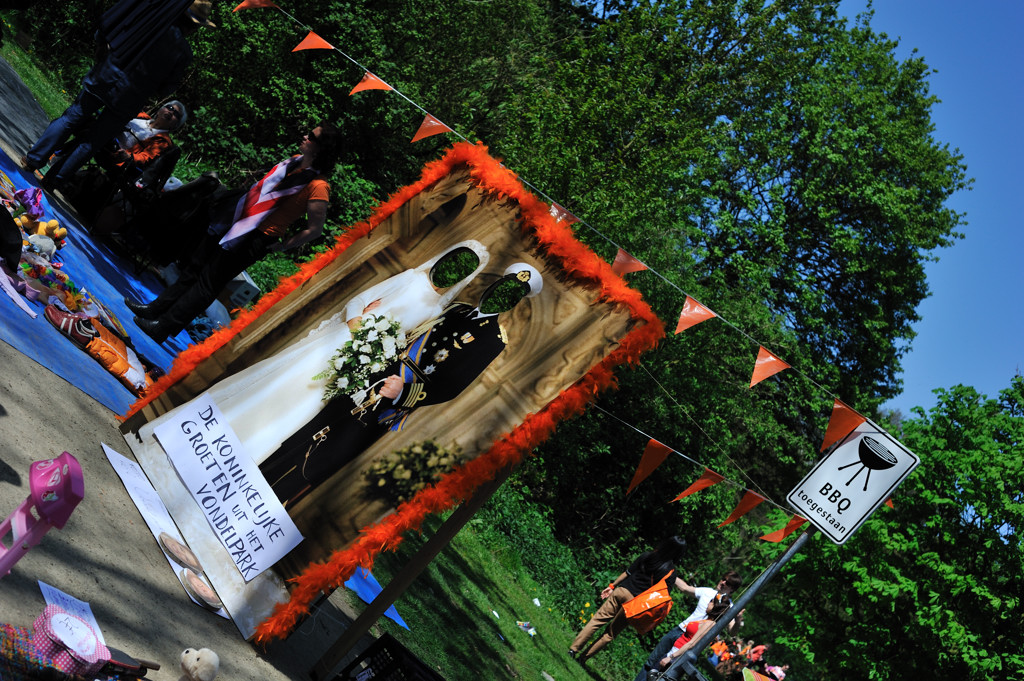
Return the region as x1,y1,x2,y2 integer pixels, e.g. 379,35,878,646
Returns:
633,570,744,681
748,641,770,666
126,123,343,343
569,536,689,663
21,1,212,188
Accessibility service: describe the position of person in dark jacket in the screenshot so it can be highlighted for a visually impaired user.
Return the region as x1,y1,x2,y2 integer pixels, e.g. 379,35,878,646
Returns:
21,0,213,188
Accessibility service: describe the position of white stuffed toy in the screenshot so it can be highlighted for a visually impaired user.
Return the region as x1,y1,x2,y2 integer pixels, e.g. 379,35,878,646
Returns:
178,647,219,681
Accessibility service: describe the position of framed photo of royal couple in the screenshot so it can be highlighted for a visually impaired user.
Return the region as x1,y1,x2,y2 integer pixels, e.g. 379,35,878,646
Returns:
121,142,662,635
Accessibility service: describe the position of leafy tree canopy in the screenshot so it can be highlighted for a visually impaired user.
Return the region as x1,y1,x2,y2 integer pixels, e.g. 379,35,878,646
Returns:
8,2,997,676
734,378,1023,679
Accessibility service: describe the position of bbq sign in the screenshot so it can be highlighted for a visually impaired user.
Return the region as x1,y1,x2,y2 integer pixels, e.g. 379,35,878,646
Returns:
788,419,920,545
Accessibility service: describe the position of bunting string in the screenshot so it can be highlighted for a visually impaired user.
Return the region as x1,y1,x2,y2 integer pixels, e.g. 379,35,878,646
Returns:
229,0,866,425
592,404,793,520
235,0,472,144
635,365,775,501
223,5,879,535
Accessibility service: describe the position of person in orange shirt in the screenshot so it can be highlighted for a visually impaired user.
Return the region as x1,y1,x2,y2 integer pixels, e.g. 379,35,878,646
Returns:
127,122,342,343
710,638,733,665
749,642,769,662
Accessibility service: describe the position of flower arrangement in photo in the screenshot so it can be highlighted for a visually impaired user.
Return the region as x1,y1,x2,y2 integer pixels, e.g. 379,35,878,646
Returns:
363,440,463,505
314,313,406,405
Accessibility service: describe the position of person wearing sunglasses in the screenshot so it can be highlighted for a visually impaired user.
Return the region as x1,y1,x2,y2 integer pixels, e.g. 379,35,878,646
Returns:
127,122,344,344
83,100,190,234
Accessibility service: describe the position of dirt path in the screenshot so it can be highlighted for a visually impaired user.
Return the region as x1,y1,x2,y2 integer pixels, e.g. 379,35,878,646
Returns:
0,56,371,681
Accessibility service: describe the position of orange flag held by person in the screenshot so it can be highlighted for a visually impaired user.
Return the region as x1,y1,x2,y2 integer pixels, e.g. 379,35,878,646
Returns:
612,249,648,276
820,399,867,451
411,115,454,142
626,439,674,495
718,490,766,527
675,296,716,334
672,468,724,501
349,71,394,95
760,515,808,542
233,0,278,11
749,346,791,387
549,203,580,225
292,31,334,51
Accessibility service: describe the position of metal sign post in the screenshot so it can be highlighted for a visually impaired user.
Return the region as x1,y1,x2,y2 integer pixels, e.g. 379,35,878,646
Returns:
662,528,816,681
662,419,921,680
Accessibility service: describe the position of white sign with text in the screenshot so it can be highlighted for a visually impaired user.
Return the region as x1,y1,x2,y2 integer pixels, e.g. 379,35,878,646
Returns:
788,418,920,545
154,395,302,581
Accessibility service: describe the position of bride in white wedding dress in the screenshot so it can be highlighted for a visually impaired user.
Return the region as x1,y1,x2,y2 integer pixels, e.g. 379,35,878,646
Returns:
176,240,490,465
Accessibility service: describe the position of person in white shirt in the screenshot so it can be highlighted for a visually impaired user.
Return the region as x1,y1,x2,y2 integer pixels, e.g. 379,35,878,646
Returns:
633,570,744,681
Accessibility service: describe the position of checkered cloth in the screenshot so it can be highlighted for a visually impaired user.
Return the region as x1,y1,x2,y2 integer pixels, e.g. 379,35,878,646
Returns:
0,624,83,681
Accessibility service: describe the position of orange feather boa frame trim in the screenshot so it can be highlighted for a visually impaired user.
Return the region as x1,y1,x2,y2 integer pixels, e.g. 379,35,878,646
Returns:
120,142,664,640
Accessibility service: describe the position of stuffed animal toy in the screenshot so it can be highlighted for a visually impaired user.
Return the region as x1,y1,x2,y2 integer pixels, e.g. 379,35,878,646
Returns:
13,215,67,243
178,648,219,681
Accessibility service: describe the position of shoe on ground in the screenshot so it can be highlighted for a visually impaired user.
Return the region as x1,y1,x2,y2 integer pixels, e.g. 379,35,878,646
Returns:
568,649,577,659
134,316,170,344
44,305,97,350
19,155,37,172
124,297,160,318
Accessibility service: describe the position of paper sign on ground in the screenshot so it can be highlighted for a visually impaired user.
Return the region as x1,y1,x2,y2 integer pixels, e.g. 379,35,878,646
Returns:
37,581,106,645
103,443,228,617
152,396,302,581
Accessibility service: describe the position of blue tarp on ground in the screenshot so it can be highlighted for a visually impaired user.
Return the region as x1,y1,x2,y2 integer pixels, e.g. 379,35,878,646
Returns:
0,149,192,414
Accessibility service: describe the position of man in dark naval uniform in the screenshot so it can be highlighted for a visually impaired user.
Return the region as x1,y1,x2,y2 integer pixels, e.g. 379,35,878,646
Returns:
260,262,543,509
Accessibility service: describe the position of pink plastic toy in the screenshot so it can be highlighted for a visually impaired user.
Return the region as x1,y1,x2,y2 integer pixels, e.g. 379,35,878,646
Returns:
0,452,85,577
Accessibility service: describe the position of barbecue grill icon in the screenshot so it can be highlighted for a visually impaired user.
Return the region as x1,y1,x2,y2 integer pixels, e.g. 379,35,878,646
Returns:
836,435,897,491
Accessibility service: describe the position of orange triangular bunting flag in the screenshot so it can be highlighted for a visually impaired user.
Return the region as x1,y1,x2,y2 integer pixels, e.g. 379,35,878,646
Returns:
292,31,334,52
760,515,808,542
626,439,674,495
612,249,648,276
411,115,453,142
349,71,394,95
672,469,724,501
675,296,716,334
885,498,894,508
549,203,580,225
234,0,277,10
749,346,791,387
718,490,765,527
820,399,867,452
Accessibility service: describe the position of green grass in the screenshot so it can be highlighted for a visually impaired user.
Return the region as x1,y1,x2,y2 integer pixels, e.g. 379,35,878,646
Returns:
346,514,590,680
343,512,658,681
0,15,72,119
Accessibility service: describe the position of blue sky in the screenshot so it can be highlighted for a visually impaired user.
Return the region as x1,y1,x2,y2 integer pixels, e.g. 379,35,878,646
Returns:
839,0,1024,416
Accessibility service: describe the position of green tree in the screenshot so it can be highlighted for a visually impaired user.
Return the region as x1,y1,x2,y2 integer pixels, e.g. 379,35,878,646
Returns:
498,0,966,566
738,378,1023,679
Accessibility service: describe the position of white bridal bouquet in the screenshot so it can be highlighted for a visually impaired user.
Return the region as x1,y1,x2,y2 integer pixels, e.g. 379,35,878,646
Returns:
314,313,407,405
